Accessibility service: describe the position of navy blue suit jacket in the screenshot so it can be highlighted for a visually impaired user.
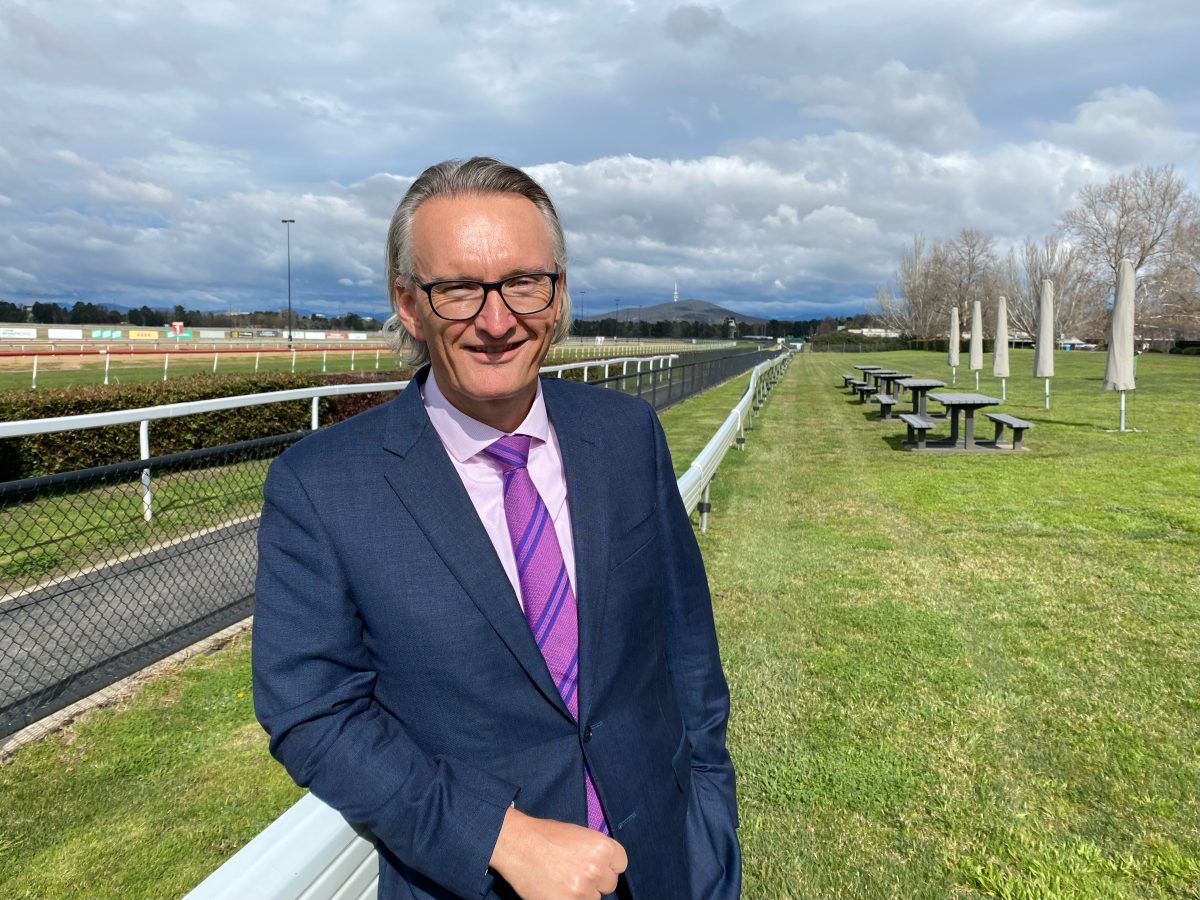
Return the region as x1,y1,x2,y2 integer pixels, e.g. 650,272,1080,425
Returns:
253,372,740,898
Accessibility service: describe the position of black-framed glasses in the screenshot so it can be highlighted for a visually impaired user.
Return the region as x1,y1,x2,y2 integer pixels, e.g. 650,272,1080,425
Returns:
415,271,560,321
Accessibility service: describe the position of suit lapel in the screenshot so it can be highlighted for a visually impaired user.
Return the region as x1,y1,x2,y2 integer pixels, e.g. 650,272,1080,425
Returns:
380,374,571,719
544,378,610,724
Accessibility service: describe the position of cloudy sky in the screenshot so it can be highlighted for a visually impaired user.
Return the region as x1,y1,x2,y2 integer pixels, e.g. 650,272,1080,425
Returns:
1,1,1197,321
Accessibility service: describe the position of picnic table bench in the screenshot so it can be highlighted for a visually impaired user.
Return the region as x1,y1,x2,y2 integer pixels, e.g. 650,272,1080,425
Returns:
853,382,876,403
898,413,937,449
841,373,859,387
875,393,897,420
985,412,1034,450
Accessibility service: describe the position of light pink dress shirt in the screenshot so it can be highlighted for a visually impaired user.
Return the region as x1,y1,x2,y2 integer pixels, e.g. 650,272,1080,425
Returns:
422,371,577,610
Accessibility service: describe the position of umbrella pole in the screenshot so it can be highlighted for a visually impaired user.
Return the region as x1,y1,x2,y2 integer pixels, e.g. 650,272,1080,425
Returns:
1120,391,1126,432
1044,378,1050,409
975,370,979,390
1001,377,1006,401
951,366,956,384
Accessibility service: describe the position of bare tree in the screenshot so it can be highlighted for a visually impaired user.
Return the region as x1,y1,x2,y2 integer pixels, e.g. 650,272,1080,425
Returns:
876,235,952,338
1062,164,1200,338
1002,236,1108,339
945,228,996,315
1061,164,1198,275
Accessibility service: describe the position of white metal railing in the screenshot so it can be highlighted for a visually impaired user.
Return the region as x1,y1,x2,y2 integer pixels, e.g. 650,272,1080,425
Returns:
181,351,790,900
1,355,678,523
0,355,679,441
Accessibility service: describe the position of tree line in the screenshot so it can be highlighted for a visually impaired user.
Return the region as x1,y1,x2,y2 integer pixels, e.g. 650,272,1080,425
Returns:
0,300,381,332
573,315,837,340
876,165,1200,342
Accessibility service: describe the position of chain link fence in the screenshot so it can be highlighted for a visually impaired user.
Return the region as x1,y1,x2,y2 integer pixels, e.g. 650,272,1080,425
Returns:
0,433,304,739
596,347,774,410
0,349,778,740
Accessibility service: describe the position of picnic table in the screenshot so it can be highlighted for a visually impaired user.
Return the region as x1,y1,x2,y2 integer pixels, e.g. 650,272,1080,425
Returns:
868,370,899,388
927,392,1002,449
853,365,883,381
878,372,913,396
895,378,945,417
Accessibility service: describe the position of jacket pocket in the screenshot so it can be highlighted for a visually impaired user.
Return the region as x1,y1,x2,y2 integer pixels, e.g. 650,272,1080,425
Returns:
608,506,657,570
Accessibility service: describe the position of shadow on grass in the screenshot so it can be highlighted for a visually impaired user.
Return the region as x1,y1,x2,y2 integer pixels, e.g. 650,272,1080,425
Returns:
1029,417,1096,428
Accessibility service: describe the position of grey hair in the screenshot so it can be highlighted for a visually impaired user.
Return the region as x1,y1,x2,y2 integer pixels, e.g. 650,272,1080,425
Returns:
382,157,572,366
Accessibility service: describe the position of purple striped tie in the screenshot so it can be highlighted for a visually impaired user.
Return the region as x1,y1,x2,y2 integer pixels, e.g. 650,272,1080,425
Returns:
483,434,608,834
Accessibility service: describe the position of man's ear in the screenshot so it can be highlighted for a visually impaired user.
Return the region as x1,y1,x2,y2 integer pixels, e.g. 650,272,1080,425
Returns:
395,280,426,342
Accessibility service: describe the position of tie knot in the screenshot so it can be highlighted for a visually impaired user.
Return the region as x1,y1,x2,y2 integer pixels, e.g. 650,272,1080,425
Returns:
483,433,532,471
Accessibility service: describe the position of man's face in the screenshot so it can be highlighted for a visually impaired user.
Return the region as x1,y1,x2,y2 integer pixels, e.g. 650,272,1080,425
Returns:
396,192,563,432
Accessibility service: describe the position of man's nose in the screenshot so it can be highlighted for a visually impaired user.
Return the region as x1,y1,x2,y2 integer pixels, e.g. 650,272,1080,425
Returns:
475,288,516,334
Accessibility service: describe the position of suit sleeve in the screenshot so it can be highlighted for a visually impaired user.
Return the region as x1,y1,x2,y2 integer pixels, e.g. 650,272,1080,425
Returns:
650,407,743,898
252,456,516,899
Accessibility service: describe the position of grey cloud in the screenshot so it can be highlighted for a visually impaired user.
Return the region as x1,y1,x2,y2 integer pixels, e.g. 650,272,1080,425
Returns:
775,61,981,152
663,5,736,46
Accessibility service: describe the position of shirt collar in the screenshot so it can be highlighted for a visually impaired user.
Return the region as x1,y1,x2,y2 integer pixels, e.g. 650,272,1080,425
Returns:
422,369,549,463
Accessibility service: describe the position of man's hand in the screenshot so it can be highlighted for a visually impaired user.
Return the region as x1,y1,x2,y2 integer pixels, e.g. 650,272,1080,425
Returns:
489,807,628,899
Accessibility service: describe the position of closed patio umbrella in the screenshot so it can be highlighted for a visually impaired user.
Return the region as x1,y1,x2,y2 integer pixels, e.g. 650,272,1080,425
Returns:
1105,258,1137,431
1034,279,1055,409
948,307,960,384
993,295,1010,400
969,300,983,390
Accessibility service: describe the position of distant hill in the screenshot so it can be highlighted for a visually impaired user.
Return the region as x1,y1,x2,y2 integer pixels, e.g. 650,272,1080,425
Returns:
581,298,765,325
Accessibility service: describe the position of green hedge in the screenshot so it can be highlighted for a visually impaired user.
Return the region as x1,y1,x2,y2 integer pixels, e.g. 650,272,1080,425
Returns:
0,369,411,480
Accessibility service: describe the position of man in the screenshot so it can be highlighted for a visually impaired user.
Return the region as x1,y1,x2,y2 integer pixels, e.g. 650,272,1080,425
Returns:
253,157,740,899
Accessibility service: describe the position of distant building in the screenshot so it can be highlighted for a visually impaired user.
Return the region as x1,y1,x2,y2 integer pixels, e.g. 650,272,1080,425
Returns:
847,327,901,339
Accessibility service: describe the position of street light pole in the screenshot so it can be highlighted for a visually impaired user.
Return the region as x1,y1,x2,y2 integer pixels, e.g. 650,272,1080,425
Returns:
281,218,295,349
614,298,621,337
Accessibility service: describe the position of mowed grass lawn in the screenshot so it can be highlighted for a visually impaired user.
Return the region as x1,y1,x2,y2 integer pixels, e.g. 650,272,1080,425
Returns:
705,349,1199,898
1,351,1197,898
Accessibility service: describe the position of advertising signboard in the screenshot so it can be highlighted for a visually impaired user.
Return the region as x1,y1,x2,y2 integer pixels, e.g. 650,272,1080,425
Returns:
91,328,123,339
325,332,348,340
170,321,185,335
231,330,255,338
303,331,326,340
0,327,38,340
198,329,226,339
48,328,85,340
129,329,160,340
166,330,194,339
348,332,368,340
258,329,279,337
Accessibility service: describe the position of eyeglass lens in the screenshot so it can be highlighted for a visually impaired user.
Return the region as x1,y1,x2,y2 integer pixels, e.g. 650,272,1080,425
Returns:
430,274,555,320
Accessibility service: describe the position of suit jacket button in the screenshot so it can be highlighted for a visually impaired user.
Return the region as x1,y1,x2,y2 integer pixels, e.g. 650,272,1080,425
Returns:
583,725,593,743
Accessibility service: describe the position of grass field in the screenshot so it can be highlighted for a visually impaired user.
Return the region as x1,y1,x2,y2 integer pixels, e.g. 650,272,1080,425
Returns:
0,340,709,392
706,349,1199,898
2,349,1198,898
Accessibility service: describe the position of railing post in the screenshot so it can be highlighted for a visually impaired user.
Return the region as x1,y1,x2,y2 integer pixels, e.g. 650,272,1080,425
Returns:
311,397,320,430
698,481,712,533
139,419,153,523
31,355,38,390
736,413,745,451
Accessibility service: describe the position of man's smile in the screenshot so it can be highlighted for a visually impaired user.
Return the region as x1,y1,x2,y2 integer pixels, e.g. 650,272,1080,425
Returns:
466,339,527,359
